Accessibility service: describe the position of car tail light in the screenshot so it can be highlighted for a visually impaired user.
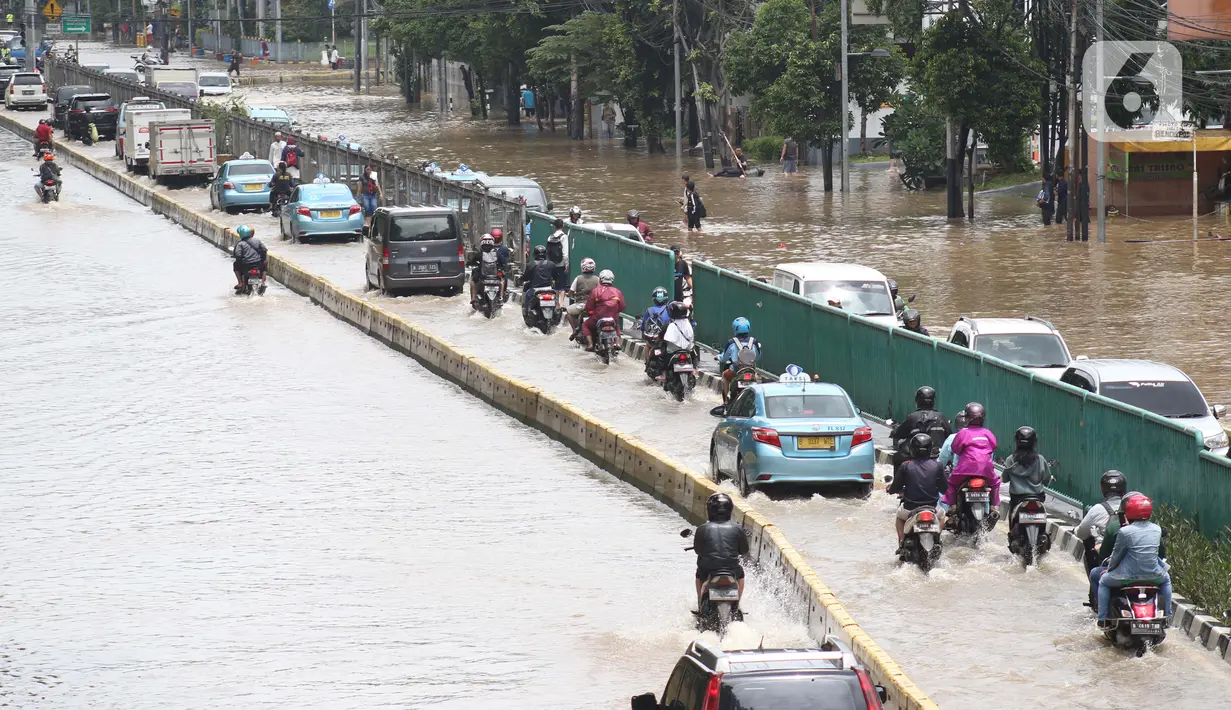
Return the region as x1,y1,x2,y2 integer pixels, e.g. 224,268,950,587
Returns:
457,242,465,264
752,427,781,448
969,478,986,489
918,510,935,522
296,206,311,216
349,204,361,215
756,474,772,481
851,426,873,447
105,107,117,112
71,108,84,114
381,247,389,269
855,669,884,709
223,181,234,190
860,473,873,480
539,292,554,301
701,673,722,710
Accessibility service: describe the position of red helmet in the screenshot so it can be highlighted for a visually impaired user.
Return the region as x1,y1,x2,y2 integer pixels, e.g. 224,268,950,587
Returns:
1123,494,1153,522
490,227,504,244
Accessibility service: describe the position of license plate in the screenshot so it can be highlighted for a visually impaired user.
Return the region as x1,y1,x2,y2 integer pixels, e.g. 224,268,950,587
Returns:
243,184,262,192
1131,622,1162,635
708,587,740,600
673,363,695,373
539,296,555,306
319,210,342,218
798,436,835,450
966,491,990,502
913,524,938,533
22,90,33,95
1018,513,1047,523
410,263,439,274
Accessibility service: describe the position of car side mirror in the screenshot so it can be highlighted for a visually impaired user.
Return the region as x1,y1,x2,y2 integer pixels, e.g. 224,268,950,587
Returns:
709,405,728,418
876,685,888,703
631,693,659,710
680,528,693,538
1214,404,1226,419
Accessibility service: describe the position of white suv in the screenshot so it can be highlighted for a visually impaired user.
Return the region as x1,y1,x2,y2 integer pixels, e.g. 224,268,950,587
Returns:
947,316,1075,380
4,71,46,110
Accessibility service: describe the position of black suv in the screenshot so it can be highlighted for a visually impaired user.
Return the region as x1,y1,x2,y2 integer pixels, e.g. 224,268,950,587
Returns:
50,84,92,128
66,93,118,142
632,638,887,710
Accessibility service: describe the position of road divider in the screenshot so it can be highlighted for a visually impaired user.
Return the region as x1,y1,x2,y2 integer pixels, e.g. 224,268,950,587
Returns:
0,115,937,710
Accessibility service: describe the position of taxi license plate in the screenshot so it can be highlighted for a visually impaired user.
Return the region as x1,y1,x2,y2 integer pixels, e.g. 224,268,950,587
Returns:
966,491,991,502
798,436,835,450
320,210,342,218
243,184,262,192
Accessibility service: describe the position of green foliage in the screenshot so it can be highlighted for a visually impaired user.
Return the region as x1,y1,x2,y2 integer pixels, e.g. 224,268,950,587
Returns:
848,26,906,120
741,135,784,162
526,12,623,95
1155,505,1231,623
882,91,944,178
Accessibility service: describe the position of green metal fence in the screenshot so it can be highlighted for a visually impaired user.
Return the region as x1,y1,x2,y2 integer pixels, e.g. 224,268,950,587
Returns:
526,213,675,318
692,260,1231,537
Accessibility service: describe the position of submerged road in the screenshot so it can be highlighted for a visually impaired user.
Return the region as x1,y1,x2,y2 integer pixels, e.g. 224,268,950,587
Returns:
0,131,815,708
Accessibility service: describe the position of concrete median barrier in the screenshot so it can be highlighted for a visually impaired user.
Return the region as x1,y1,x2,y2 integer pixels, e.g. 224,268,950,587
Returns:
0,113,937,710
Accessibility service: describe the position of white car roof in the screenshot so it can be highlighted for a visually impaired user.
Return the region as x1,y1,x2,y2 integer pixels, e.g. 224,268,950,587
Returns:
960,317,1057,336
1073,358,1191,383
199,71,229,78
775,262,888,282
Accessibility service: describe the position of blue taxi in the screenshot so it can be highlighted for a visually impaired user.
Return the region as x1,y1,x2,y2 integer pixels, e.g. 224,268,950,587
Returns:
209,158,275,214
708,366,877,497
277,182,364,243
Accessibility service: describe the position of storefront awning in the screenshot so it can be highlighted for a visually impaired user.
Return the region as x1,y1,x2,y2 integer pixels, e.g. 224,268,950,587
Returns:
1111,130,1231,153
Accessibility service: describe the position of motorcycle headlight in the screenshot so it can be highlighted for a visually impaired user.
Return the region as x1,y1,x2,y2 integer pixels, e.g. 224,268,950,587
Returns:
1205,431,1228,450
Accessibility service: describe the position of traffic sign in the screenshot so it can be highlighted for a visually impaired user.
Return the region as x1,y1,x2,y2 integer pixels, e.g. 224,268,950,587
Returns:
42,0,62,21
45,22,62,34
62,15,91,33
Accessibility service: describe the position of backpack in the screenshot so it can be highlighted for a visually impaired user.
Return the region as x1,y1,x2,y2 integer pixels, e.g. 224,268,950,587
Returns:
284,146,299,167
911,410,948,458
694,194,707,219
546,235,564,264
479,249,499,278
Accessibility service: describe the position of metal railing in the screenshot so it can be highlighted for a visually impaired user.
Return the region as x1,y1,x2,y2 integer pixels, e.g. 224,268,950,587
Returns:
45,59,527,264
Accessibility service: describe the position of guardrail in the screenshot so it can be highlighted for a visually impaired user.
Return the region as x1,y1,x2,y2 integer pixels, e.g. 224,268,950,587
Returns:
45,59,528,265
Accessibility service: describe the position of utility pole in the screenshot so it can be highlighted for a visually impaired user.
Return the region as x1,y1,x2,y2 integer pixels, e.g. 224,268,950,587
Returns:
1095,0,1106,242
1066,0,1079,241
839,0,850,193
159,0,168,65
255,0,262,44
23,0,35,71
187,0,193,54
352,0,361,92
673,0,681,157
274,0,281,61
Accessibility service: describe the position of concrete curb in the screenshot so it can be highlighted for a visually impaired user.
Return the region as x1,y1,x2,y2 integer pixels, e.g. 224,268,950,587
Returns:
2,115,937,710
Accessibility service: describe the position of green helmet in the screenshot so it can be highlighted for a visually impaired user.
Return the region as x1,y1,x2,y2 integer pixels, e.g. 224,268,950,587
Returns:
236,224,254,239
652,286,669,305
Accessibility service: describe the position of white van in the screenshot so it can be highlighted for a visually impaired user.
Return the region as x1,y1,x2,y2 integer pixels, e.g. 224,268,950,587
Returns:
771,262,898,328
122,107,192,170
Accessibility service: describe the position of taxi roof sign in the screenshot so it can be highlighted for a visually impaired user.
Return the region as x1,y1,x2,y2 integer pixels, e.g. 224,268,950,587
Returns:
779,364,810,383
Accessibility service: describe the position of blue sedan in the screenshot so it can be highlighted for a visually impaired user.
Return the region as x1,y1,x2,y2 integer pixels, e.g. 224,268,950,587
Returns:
709,373,876,497
209,159,275,214
278,183,364,243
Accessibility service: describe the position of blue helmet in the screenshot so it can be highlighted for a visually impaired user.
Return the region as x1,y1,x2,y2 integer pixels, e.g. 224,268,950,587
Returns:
652,286,669,305
732,317,751,336
236,224,254,239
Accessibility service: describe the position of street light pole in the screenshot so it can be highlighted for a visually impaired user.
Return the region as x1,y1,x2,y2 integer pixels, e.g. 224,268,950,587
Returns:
840,0,849,193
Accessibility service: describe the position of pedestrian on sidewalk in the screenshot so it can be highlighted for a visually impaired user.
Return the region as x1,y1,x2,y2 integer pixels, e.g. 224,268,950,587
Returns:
1037,175,1054,226
361,163,382,229
228,50,243,77
780,136,798,176
267,131,287,170
683,180,705,232
1055,172,1069,225
330,45,340,70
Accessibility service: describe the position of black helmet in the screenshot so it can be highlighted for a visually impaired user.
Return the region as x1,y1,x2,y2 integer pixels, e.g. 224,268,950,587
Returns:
707,492,734,522
532,244,547,260
668,301,688,319
954,410,969,430
1100,470,1127,499
915,386,936,410
903,309,921,329
1014,426,1037,451
963,402,986,427
908,433,933,458
888,278,899,297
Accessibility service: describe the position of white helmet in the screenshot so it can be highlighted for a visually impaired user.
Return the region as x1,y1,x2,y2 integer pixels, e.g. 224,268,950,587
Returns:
569,205,582,217
580,257,596,273
598,269,615,285
480,233,494,246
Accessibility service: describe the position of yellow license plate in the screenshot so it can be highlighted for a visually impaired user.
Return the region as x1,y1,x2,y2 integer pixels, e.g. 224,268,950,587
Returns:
797,436,835,450
243,184,262,191
320,210,341,218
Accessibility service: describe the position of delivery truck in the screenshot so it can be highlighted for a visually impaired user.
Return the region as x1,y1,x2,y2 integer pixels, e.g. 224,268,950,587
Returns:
121,107,191,172
148,118,216,184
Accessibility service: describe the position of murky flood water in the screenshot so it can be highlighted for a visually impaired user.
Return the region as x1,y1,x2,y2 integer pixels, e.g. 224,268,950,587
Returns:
0,131,816,707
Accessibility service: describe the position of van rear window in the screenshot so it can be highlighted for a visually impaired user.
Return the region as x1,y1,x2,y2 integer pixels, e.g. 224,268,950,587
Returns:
390,215,457,242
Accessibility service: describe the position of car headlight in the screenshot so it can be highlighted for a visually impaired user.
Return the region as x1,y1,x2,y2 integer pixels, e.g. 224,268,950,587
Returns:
1205,431,1228,450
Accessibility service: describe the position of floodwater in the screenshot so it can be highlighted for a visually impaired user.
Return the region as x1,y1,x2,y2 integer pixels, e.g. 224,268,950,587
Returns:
0,130,817,707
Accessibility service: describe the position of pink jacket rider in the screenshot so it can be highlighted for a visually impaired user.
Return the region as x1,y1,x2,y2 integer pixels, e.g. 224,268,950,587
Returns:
942,425,1000,506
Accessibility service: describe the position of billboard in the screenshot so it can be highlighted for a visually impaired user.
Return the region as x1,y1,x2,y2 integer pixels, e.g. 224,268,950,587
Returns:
1168,0,1231,40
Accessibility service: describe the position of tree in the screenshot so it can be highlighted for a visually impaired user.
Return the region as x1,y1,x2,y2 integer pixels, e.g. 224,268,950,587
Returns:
848,26,906,153
882,91,945,184
527,12,629,139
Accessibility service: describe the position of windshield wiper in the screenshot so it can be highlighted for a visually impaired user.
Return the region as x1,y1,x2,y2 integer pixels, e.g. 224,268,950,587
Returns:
1027,364,1070,368
861,311,895,317
1171,412,1208,418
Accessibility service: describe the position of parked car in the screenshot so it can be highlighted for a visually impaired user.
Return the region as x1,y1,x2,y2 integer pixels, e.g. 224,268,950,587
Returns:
115,97,167,160
771,262,898,328
210,159,275,214
102,67,142,85
709,368,876,497
4,71,46,110
582,221,645,242
1059,359,1229,454
947,316,1076,380
631,638,886,710
50,84,92,128
158,81,198,100
80,62,109,72
197,72,232,96
481,175,551,212
0,65,18,91
364,206,466,295
65,93,118,142
278,182,363,243
246,105,292,130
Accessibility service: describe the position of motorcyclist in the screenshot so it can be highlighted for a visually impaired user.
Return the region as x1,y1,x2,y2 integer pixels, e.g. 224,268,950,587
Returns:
939,402,1000,515
889,433,948,552
627,209,654,243
565,257,600,340
490,228,511,300
38,152,61,187
520,244,556,314
1001,425,1053,535
1075,470,1128,573
582,269,624,352
936,409,968,469
639,286,671,338
33,118,53,157
467,233,503,307
1090,494,1172,625
901,308,928,336
547,218,569,296
719,317,761,404
891,386,952,468
889,278,906,313
231,224,268,293
567,205,583,224
661,301,695,355
693,492,749,607
267,162,295,212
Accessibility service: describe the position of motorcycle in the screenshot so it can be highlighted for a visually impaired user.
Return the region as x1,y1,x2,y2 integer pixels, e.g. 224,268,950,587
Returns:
946,477,999,540
593,317,621,364
1007,495,1052,566
240,267,267,296
664,349,698,402
271,192,289,219
899,505,944,572
642,321,666,380
131,53,163,75
523,286,560,334
681,529,743,634
477,273,503,319
1102,584,1168,656
725,348,760,409
34,141,52,160
34,176,60,203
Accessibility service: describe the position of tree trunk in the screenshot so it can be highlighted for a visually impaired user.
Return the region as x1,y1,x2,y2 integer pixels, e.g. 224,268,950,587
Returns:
822,139,834,192
569,63,584,140
646,133,665,153
548,92,556,132
859,111,867,154
967,127,976,220
622,106,638,148
461,65,477,116
505,63,521,126
478,71,488,119
686,94,700,148
534,88,544,131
